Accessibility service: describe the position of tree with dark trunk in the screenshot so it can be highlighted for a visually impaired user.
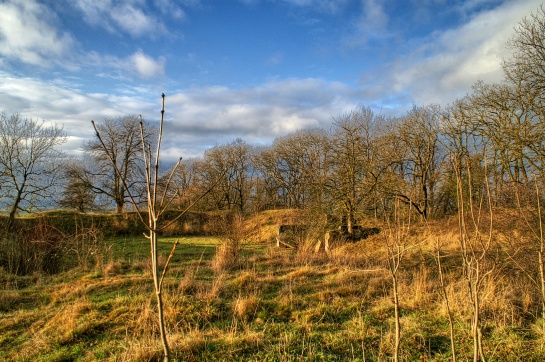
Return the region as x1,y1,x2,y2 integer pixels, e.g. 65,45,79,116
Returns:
328,108,383,235
0,112,66,231
83,115,154,213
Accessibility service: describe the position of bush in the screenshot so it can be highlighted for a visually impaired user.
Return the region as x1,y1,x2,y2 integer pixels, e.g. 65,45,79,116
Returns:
0,219,64,275
61,220,110,270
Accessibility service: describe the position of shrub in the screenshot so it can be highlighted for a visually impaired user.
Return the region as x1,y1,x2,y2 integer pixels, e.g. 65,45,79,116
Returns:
0,219,63,275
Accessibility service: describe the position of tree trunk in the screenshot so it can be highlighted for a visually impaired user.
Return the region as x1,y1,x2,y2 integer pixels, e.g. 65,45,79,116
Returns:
392,273,401,362
473,288,480,362
151,228,170,361
156,275,170,361
7,182,25,232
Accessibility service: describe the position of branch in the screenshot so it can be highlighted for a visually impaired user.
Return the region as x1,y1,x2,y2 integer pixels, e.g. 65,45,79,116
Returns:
159,239,179,290
393,193,426,218
157,167,228,232
158,157,183,215
91,120,149,229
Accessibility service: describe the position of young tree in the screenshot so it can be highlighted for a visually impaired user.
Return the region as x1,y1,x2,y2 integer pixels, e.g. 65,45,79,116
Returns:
383,199,410,362
92,94,221,361
443,102,496,362
0,112,66,231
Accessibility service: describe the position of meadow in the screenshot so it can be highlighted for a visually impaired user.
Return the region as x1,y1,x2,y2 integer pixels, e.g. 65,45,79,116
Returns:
1,209,545,361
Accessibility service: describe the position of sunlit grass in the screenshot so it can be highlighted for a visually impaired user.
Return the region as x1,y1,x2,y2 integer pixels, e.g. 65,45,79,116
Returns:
2,211,545,361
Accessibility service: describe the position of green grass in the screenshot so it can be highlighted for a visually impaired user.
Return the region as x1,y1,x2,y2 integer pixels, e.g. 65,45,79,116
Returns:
107,235,220,264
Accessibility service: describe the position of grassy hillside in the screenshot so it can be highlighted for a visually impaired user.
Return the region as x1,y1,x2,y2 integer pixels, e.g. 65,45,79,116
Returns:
1,209,544,361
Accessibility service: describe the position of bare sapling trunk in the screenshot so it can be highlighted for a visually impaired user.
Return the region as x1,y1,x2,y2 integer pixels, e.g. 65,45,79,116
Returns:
392,271,401,362
383,198,409,362
435,239,457,362
535,177,545,346
505,175,545,349
454,155,495,362
92,94,219,361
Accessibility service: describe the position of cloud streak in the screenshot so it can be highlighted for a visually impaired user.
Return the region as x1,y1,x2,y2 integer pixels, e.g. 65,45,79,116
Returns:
70,0,170,38
281,0,350,13
0,0,75,67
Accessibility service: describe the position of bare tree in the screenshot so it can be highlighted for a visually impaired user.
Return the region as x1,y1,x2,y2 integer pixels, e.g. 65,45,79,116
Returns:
255,129,330,212
327,108,384,235
197,139,255,212
84,115,155,213
392,105,444,219
0,112,66,231
502,5,545,186
59,159,97,212
504,5,545,100
164,158,199,210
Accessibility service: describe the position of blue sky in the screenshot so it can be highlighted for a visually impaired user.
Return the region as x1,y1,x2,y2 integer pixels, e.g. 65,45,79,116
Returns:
0,0,542,160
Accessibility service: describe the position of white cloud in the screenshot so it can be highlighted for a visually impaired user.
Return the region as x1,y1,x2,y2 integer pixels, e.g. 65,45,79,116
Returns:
69,0,113,29
81,50,166,79
0,71,156,143
111,2,166,37
165,78,358,150
131,51,165,78
0,0,75,66
153,0,186,19
0,71,358,160
266,52,285,66
368,0,543,108
361,0,388,30
71,0,167,38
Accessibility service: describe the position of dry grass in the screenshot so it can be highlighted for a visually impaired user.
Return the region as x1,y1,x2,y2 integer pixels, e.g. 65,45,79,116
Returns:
232,293,261,320
2,209,545,361
211,242,240,273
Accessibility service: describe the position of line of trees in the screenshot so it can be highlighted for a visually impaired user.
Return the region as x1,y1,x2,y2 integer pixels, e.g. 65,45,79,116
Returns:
2,6,545,231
